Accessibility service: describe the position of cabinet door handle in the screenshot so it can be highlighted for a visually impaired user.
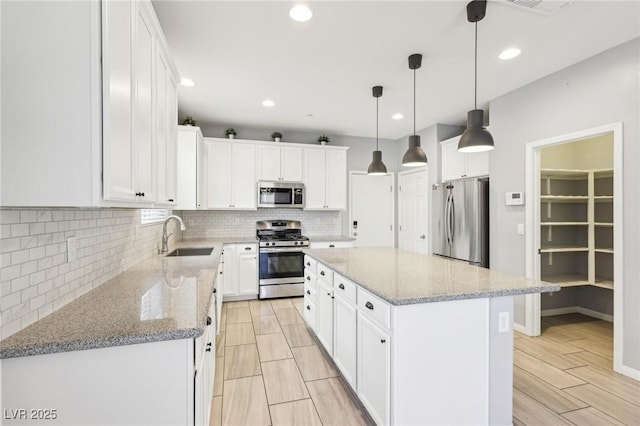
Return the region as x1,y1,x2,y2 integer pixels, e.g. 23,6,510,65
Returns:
306,305,311,310
244,247,252,251
381,339,386,344
306,261,311,266
338,283,345,290
320,271,325,276
168,199,174,202
213,288,217,293
306,290,311,295
365,301,374,310
206,316,212,326
329,244,335,248
205,348,211,352
306,276,311,281
206,342,212,347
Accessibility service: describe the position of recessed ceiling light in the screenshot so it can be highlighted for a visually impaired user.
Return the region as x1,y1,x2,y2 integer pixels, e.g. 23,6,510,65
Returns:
392,113,404,120
262,99,275,107
499,47,521,60
180,78,195,87
289,5,312,22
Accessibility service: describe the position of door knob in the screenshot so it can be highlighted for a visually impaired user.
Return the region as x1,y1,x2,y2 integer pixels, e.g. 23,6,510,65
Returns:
420,235,426,239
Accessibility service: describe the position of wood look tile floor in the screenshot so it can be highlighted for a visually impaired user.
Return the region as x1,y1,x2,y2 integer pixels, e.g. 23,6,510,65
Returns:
211,298,373,426
211,301,639,425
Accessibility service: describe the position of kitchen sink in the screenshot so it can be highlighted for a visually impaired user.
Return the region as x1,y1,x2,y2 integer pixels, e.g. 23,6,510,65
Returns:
165,247,214,257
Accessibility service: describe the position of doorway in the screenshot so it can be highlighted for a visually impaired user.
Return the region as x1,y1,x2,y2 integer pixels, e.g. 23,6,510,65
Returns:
398,167,429,254
524,122,623,374
349,172,394,247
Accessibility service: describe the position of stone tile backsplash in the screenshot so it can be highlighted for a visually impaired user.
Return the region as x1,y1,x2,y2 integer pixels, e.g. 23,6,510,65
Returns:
0,208,181,340
177,210,343,239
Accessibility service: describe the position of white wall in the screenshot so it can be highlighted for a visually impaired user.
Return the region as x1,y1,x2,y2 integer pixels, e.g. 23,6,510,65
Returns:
489,38,639,371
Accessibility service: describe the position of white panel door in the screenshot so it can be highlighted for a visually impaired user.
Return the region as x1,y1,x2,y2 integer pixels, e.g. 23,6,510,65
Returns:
237,245,258,296
102,0,135,201
231,144,257,209
350,173,394,247
303,148,327,209
325,149,347,209
281,146,303,181
206,141,233,209
257,145,281,181
398,168,429,254
134,2,156,202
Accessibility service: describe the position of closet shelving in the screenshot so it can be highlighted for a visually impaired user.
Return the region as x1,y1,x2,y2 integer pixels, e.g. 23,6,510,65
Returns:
539,168,614,290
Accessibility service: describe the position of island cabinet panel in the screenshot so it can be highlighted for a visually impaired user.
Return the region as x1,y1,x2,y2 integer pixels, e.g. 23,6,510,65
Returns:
357,312,391,426
316,277,334,355
302,257,517,425
333,286,358,389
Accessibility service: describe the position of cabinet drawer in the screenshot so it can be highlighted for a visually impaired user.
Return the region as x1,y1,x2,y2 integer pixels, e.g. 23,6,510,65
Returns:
357,288,391,330
236,244,257,254
310,241,354,249
317,263,334,285
304,255,317,273
333,273,357,305
304,278,317,304
304,269,317,291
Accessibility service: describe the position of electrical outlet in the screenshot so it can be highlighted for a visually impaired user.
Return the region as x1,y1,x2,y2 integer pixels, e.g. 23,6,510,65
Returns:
498,311,509,333
67,237,77,262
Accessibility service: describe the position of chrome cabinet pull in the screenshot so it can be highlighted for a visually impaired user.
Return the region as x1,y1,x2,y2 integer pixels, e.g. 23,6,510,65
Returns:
338,283,345,290
365,301,374,310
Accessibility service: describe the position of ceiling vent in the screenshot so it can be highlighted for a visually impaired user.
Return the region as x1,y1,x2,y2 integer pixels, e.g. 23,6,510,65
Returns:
500,0,571,16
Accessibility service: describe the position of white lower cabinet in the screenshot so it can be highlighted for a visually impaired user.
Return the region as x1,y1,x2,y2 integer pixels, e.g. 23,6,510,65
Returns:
315,276,334,354
333,292,357,388
357,312,390,426
1,293,218,426
222,243,258,300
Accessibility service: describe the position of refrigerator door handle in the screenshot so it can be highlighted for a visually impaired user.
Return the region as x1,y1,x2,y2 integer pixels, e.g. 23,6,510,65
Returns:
449,195,455,241
445,193,452,245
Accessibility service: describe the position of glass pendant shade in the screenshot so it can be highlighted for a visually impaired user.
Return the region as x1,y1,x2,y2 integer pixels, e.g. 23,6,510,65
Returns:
458,109,494,153
402,135,428,167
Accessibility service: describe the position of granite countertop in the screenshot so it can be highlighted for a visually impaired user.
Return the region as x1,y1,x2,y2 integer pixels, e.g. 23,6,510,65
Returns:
307,235,356,242
0,238,253,359
303,248,560,306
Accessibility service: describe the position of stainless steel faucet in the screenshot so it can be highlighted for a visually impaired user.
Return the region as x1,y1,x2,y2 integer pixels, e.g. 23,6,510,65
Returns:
161,215,186,253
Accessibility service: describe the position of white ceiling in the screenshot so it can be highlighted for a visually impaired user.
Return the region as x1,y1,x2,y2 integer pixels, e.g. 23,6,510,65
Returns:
152,1,639,139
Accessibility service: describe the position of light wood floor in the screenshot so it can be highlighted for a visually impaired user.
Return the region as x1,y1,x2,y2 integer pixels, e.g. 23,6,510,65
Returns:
513,313,639,426
211,300,639,425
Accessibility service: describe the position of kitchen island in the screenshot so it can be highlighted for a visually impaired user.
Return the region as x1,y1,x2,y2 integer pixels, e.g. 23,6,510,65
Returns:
302,247,559,426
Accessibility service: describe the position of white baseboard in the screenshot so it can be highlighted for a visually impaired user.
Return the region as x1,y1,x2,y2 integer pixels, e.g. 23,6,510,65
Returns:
513,322,527,335
540,306,613,323
617,364,640,381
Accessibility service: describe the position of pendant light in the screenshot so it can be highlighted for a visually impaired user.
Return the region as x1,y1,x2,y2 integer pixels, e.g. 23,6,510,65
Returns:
458,0,495,153
402,54,428,167
367,85,388,176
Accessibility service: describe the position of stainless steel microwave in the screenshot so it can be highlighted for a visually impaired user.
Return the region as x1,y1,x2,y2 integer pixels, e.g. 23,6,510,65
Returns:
257,181,304,208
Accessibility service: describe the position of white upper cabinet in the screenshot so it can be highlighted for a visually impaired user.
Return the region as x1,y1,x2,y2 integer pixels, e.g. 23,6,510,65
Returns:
440,136,489,182
303,147,348,210
156,44,179,206
1,1,103,206
257,145,303,182
176,126,203,210
103,0,179,204
204,139,256,210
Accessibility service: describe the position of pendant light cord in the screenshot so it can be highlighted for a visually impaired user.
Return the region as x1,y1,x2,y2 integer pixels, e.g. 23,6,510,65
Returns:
376,96,379,150
474,21,478,110
413,68,416,136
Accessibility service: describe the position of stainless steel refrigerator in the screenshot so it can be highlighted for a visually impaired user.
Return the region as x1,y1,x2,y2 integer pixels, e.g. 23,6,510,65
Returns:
432,177,489,267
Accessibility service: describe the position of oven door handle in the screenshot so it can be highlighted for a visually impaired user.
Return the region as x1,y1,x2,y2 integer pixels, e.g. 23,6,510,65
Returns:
259,247,306,253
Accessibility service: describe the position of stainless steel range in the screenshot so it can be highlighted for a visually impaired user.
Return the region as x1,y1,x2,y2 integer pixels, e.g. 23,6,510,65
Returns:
257,220,309,299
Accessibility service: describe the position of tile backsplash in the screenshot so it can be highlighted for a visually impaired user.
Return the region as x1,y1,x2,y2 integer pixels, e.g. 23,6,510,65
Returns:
0,208,181,340
177,209,343,239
